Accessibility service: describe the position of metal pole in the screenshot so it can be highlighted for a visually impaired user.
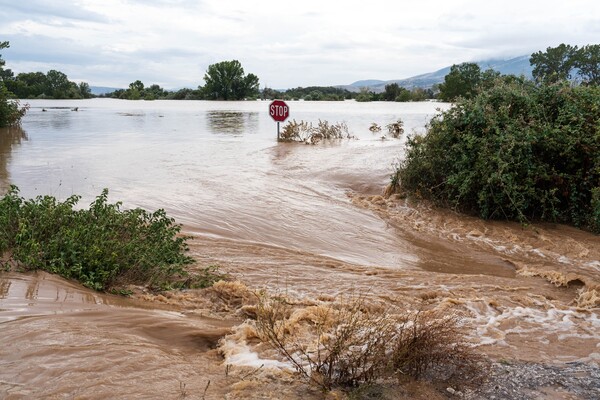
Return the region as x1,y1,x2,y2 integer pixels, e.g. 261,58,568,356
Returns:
277,121,280,141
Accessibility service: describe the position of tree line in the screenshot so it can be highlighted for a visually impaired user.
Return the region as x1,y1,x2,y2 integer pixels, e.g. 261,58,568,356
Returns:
437,43,600,102
1,41,599,127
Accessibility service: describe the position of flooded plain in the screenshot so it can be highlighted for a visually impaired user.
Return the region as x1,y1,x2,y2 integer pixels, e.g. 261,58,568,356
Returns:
1,99,598,399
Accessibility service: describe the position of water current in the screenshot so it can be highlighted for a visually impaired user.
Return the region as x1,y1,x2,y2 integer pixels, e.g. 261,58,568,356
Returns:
0,99,598,398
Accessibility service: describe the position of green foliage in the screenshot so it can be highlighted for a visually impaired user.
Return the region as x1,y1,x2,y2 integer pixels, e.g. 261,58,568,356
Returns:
530,44,579,83
1,40,90,100
529,43,600,86
0,41,28,126
202,60,259,100
395,79,600,232
0,186,198,291
4,70,92,99
438,62,482,101
0,84,28,127
575,44,600,86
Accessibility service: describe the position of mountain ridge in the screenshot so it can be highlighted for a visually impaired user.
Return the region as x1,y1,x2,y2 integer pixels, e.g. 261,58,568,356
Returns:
339,55,533,93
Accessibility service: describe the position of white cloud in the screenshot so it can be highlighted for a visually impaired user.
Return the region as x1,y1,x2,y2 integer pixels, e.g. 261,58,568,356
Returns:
0,0,598,88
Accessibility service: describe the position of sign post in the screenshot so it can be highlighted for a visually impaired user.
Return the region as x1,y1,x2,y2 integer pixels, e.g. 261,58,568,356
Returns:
269,100,290,140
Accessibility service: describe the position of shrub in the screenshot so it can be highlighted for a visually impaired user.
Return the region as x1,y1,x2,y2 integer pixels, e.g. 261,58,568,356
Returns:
386,119,404,138
370,119,404,139
0,84,28,127
280,119,354,144
254,294,484,392
394,79,600,232
0,186,198,290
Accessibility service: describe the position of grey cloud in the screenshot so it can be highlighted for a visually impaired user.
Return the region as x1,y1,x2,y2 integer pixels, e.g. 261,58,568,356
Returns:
0,1,108,23
2,34,101,66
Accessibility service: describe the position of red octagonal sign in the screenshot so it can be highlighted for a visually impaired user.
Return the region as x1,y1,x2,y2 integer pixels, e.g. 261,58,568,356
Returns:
269,100,289,122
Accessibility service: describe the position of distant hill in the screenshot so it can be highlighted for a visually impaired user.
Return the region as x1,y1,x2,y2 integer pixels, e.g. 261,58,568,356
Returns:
90,86,122,95
339,55,533,93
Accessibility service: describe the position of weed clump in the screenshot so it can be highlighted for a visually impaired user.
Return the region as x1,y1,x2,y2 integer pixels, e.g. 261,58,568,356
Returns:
0,186,207,291
393,79,600,232
254,294,485,392
369,119,404,139
280,119,354,144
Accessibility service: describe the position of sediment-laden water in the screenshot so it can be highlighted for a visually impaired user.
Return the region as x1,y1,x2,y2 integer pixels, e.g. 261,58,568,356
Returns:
1,99,598,399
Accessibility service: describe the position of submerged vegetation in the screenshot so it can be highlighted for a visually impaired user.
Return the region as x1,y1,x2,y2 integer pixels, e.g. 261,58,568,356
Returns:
280,119,354,144
254,294,485,392
0,186,223,291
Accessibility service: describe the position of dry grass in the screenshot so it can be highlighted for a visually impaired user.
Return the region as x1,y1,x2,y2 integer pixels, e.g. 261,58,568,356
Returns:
254,294,486,392
280,119,354,144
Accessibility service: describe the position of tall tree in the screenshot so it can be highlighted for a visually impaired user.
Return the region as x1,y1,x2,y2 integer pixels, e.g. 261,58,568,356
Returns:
45,70,72,98
574,44,600,86
382,83,401,101
202,60,259,100
530,44,579,83
78,82,92,99
438,62,482,101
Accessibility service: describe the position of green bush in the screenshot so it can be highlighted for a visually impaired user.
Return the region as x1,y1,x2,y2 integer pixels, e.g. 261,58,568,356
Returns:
394,79,600,232
0,84,28,127
0,186,198,290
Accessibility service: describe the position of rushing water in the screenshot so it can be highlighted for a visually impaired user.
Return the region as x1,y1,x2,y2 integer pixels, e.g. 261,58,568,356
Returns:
1,99,599,399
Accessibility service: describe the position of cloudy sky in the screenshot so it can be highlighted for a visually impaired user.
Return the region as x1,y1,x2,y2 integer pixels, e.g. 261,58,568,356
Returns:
0,0,598,89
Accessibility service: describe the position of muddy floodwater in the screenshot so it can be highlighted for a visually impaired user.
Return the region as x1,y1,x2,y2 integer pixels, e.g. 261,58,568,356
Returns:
1,99,599,399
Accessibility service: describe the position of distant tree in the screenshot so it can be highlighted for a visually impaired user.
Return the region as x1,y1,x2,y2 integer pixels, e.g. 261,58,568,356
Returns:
355,87,374,102
395,87,412,102
145,84,167,100
9,72,47,98
574,44,600,86
125,80,144,100
530,44,579,83
261,87,282,100
382,83,401,101
438,62,481,101
202,60,259,100
45,70,72,98
78,82,92,99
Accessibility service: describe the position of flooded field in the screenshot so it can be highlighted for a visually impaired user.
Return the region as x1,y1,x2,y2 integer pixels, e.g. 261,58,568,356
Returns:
1,99,598,399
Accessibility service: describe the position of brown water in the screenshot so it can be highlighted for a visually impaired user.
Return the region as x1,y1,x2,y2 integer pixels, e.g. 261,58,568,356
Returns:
1,99,599,398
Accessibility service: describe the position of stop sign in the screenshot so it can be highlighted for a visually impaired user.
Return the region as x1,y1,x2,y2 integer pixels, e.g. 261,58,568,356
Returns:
269,100,289,122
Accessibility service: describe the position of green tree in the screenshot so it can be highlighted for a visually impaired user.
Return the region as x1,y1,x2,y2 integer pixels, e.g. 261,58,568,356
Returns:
0,41,27,127
78,82,92,99
45,69,72,98
530,44,579,83
382,83,401,101
202,60,259,100
11,72,47,98
574,44,600,86
126,80,144,100
438,62,482,101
